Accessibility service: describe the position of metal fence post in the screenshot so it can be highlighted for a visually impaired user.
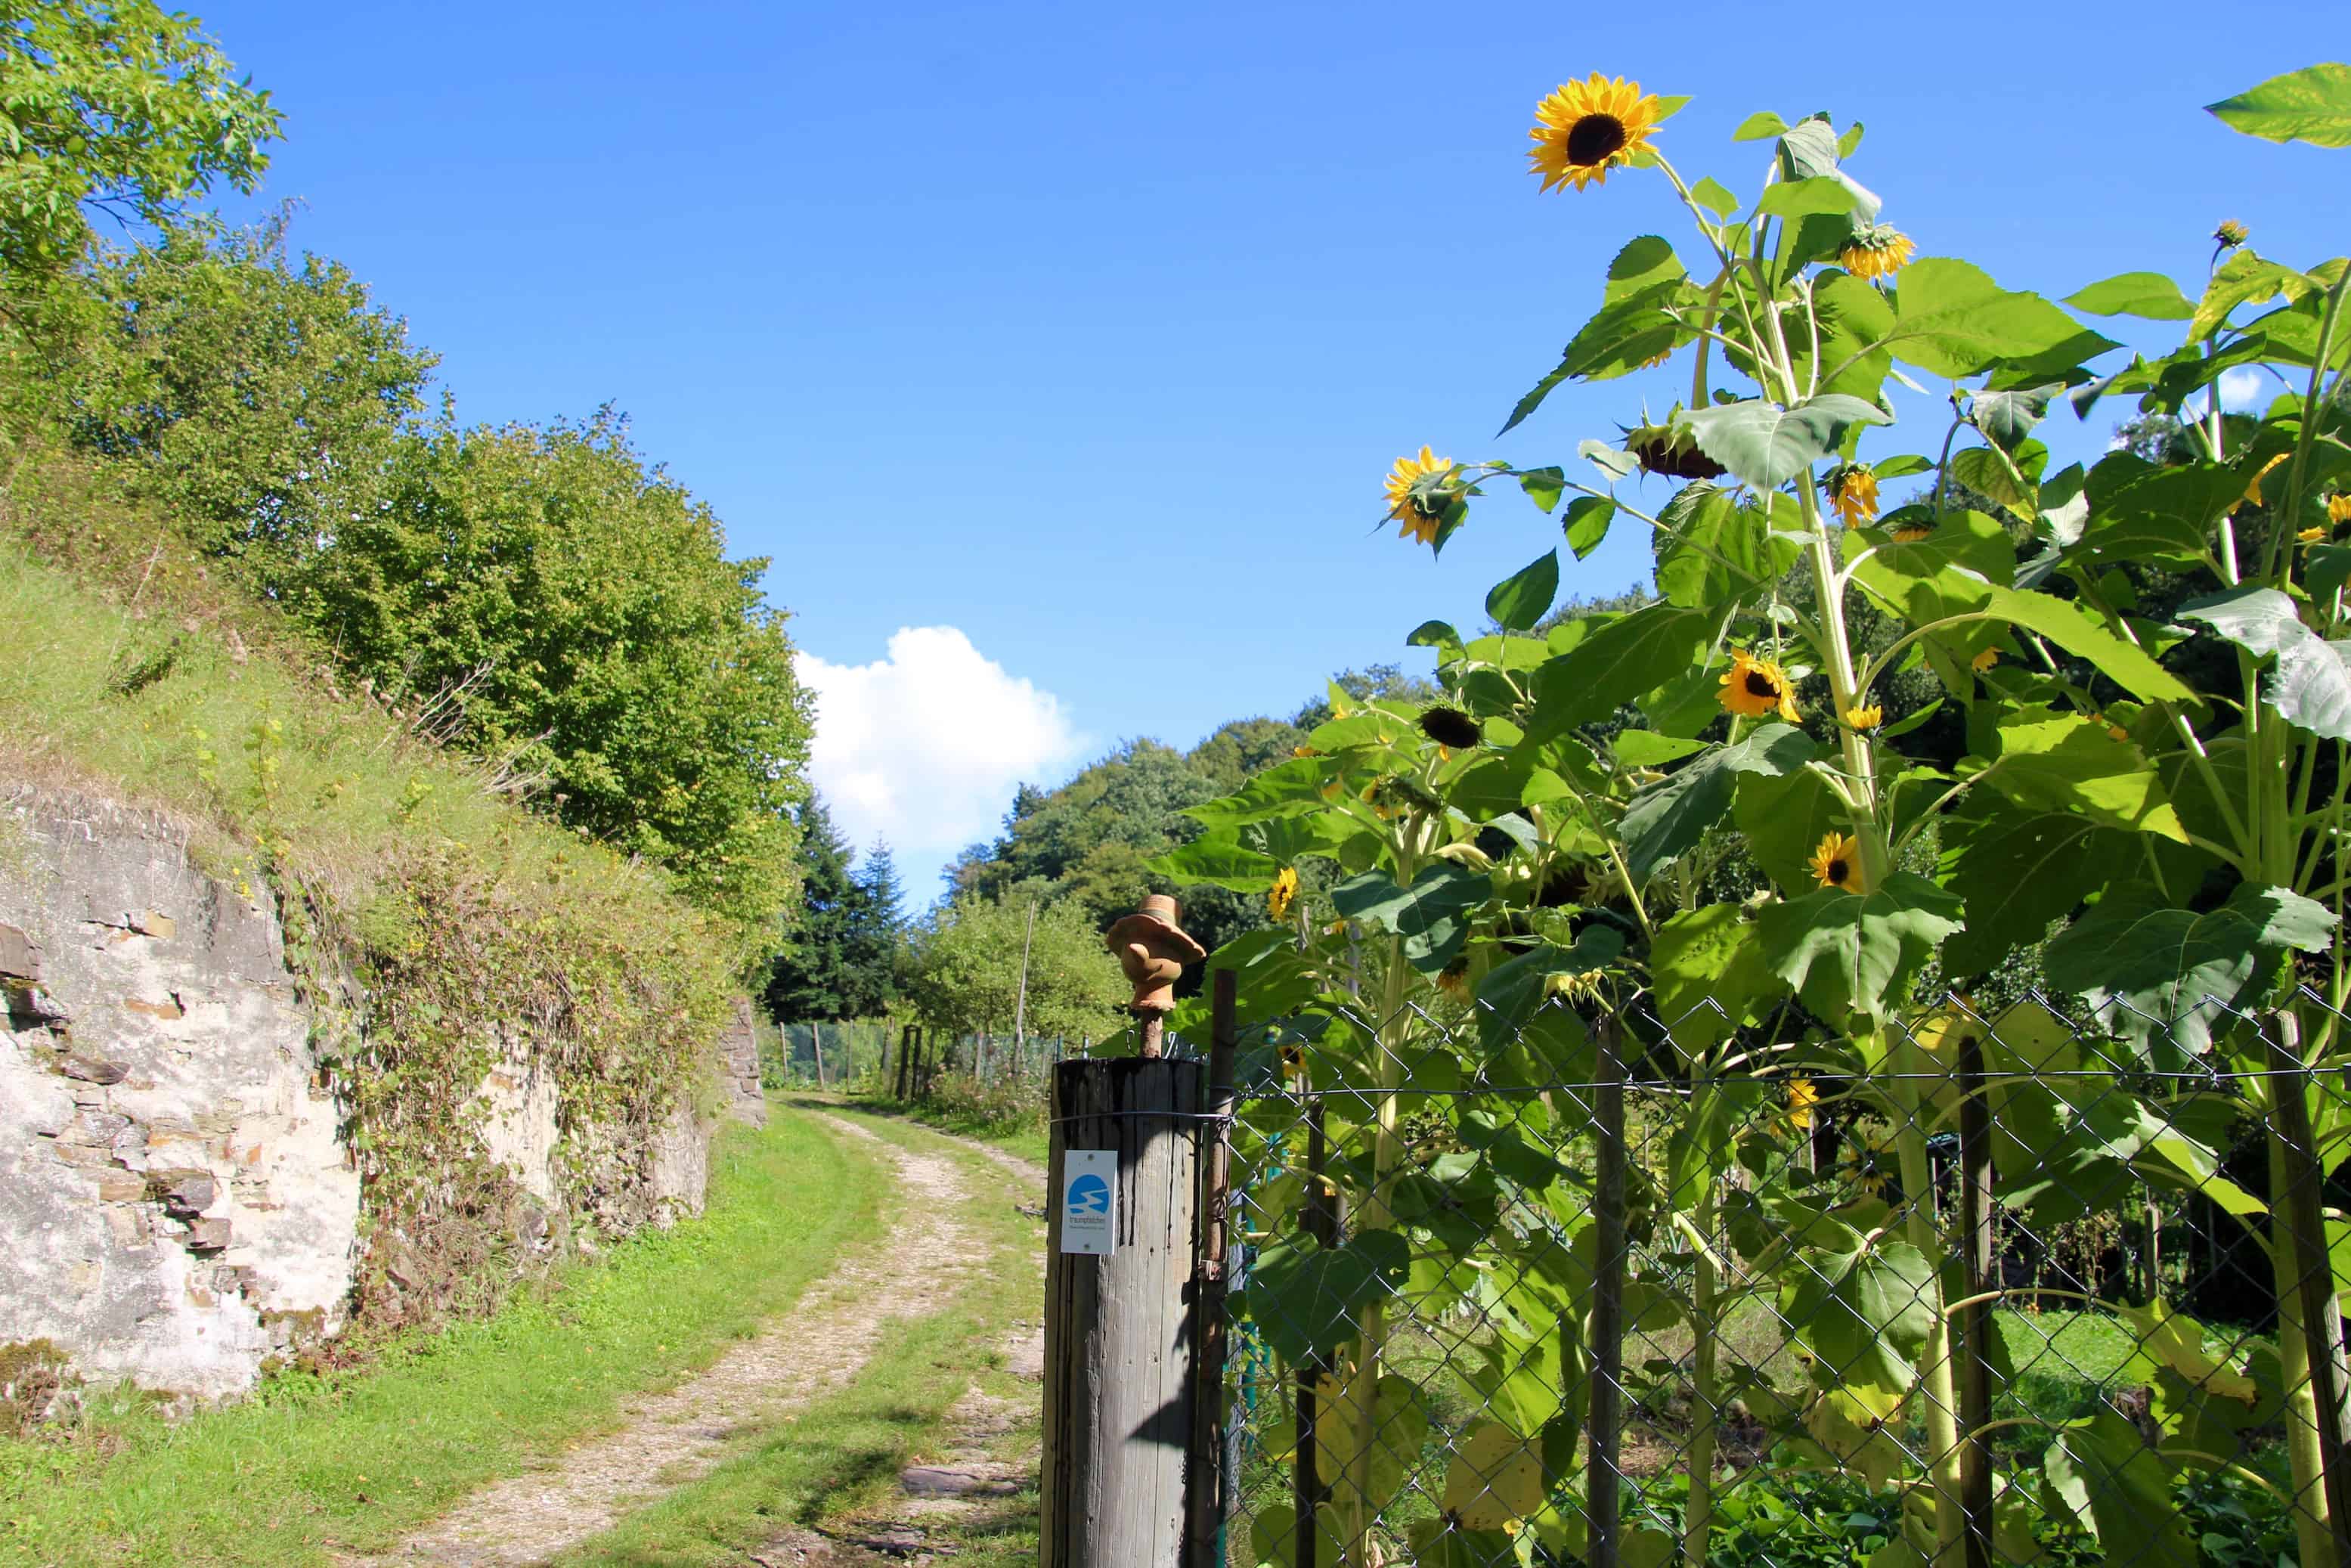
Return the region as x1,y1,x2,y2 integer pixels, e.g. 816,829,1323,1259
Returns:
1587,1014,1627,1568
1042,1054,1209,1568
1296,1096,1337,1568
1956,1030,1996,1568
1187,970,1240,1567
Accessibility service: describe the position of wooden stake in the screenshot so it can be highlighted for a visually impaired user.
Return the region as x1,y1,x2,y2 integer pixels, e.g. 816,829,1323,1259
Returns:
2268,1012,2351,1562
811,1019,828,1092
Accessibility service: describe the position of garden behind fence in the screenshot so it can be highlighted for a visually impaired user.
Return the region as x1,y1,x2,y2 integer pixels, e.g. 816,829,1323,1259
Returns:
1200,987,2351,1568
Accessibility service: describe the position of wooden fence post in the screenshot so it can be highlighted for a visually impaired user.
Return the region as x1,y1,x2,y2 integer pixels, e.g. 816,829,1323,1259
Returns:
1295,1096,1337,1568
811,1019,829,1092
1956,1031,1996,1568
893,1024,912,1100
2267,1011,2351,1560
1042,1055,1209,1568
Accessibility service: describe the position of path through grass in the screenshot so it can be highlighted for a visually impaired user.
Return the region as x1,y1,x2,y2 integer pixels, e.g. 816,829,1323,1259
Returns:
0,1105,886,1567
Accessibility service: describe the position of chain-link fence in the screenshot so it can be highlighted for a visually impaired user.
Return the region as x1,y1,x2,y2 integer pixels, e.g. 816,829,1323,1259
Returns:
1208,987,2351,1568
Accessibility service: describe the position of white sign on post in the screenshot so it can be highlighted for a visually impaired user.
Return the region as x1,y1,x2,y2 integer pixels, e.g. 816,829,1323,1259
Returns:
1060,1148,1117,1256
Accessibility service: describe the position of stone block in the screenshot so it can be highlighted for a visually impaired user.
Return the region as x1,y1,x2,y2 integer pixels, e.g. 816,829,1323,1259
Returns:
57,1054,126,1085
144,1168,217,1216
0,923,40,982
94,1173,144,1203
182,1217,231,1253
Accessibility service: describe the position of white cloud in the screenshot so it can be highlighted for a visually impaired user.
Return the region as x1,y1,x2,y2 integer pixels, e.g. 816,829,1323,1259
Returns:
2219,367,2268,411
796,627,1086,863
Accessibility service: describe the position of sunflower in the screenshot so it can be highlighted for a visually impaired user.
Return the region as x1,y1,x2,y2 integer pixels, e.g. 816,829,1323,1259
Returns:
2329,494,2351,525
1436,960,1471,1004
1786,1077,1820,1133
1839,223,1916,283
1419,705,1481,750
1889,521,1934,543
2214,218,2249,248
2243,452,2289,508
1718,648,1800,722
1825,464,1879,528
1808,830,1864,893
1268,865,1299,922
1843,704,1883,732
1841,1134,1894,1198
1279,1043,1307,1080
1528,75,1662,194
1625,416,1726,479
1972,646,2000,673
2300,526,2328,544
1384,446,1457,545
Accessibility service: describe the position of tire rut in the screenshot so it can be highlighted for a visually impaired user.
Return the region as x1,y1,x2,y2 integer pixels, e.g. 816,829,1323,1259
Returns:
364,1115,973,1568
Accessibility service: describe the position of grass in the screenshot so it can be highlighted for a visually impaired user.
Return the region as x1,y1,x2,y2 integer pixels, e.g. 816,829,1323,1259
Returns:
0,1104,888,1567
0,494,722,963
552,1106,1046,1566
859,1084,1051,1169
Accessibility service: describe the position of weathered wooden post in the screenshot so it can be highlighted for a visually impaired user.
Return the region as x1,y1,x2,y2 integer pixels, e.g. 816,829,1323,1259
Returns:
1185,971,1239,1567
893,1024,913,1100
1042,898,1211,1566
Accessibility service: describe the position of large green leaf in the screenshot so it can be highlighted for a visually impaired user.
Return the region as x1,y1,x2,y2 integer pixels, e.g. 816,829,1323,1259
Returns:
1938,804,2114,974
2045,880,2337,1061
1756,872,1965,1020
2207,62,2351,147
1981,707,2188,840
1655,484,1785,608
1244,1230,1412,1366
2190,249,2323,342
2042,1412,2199,1568
1649,903,1781,1055
1144,833,1279,891
1986,584,2196,702
1183,757,1329,829
1795,270,1896,404
2074,455,2234,568
1526,604,1713,736
1888,258,2117,377
2180,585,2351,741
1680,395,1889,490
1330,863,1491,973
1474,930,1622,1058
1733,765,1847,897
1618,724,1820,883
1779,1238,1938,1419
1485,548,1560,633
2064,271,2195,321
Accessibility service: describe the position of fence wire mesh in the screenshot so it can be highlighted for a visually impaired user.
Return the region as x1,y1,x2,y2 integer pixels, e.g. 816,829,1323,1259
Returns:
1210,987,2351,1568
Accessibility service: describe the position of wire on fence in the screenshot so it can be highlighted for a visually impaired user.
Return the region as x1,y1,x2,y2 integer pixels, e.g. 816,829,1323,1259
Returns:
1210,985,2351,1568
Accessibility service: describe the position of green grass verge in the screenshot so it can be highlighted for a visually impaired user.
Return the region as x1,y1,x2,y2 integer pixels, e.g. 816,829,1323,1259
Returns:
853,1091,1049,1170
555,1108,1045,1567
0,1105,887,1568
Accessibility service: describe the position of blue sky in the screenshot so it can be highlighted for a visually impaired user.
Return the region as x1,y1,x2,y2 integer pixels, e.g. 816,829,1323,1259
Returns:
197,0,2346,895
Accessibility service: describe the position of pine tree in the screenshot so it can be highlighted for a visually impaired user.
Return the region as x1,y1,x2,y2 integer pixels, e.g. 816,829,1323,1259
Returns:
840,838,906,1018
762,795,857,1022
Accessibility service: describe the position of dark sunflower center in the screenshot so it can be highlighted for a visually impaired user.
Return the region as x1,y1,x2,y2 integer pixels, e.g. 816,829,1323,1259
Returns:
1827,858,1850,883
1565,113,1629,166
1744,671,1777,697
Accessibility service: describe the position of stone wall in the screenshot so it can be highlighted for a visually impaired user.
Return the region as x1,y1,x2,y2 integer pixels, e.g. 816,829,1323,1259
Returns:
0,786,715,1404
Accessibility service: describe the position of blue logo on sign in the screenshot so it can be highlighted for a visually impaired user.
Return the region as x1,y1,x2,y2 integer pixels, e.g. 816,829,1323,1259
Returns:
1067,1173,1110,1220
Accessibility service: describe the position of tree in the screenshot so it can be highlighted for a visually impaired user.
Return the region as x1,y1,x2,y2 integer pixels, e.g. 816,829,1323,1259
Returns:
842,839,907,1014
762,798,856,1023
54,214,436,568
289,410,813,940
906,894,1126,1043
0,1,280,273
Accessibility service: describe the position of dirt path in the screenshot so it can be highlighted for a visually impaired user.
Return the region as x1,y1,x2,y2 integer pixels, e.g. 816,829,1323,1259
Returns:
370,1114,978,1568
756,1139,1047,1568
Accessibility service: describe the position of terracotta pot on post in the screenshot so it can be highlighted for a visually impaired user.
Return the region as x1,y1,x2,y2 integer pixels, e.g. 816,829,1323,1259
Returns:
1105,894,1204,1058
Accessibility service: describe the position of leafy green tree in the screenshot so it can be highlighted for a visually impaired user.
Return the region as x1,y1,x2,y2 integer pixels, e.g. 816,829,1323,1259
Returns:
0,1,280,272
289,410,812,940
51,215,435,566
906,894,1126,1043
